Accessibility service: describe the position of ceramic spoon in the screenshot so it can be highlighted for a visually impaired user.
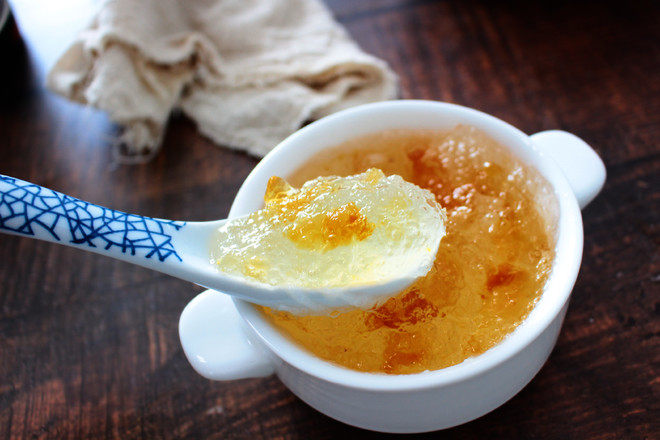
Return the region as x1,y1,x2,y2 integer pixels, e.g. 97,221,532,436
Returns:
0,174,430,312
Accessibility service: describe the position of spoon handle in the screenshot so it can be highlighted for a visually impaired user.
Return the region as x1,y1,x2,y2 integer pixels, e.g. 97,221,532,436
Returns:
0,174,262,305
0,174,186,264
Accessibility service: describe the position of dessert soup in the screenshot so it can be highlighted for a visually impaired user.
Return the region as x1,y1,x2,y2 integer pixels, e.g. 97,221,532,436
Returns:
263,125,558,374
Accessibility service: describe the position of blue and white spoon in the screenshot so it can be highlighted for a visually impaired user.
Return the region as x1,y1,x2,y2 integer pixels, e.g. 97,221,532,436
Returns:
0,174,441,312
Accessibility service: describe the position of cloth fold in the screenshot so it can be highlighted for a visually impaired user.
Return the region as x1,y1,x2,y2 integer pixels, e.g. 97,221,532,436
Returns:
47,0,398,160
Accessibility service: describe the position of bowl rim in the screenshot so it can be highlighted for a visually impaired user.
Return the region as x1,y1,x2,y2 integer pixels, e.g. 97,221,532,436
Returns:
231,100,583,392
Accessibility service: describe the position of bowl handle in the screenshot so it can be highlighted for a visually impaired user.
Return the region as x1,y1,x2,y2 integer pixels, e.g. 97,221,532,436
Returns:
179,290,275,380
530,130,606,209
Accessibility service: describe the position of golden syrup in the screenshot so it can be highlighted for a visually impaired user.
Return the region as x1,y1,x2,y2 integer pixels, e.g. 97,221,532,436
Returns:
262,126,556,374
263,176,375,250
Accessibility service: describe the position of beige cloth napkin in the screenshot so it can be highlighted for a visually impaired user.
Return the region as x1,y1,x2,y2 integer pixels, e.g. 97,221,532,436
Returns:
47,0,398,160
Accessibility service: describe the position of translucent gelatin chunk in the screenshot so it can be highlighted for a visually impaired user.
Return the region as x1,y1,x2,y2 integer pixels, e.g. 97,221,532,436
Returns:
210,169,447,290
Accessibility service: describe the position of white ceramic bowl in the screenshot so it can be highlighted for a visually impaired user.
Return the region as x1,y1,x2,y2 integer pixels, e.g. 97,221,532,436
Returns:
179,101,606,433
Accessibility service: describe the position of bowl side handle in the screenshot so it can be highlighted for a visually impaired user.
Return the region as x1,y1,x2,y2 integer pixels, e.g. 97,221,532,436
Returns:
530,130,606,209
179,290,275,380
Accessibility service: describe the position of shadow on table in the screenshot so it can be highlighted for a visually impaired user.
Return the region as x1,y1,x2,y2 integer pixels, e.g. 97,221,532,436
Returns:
0,12,32,108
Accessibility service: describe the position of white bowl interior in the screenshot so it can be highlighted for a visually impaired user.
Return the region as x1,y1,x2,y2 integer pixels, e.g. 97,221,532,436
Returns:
230,100,583,390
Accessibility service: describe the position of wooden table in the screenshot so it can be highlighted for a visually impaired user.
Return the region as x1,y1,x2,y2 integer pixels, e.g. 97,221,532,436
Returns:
1,0,658,438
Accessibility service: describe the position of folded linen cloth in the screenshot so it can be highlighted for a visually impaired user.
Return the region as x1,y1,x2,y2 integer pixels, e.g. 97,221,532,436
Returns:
47,0,398,160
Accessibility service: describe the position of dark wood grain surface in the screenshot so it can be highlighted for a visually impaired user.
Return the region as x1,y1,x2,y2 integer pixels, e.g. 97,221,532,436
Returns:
1,0,658,438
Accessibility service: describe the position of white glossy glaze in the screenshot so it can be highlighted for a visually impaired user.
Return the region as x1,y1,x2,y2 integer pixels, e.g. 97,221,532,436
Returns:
179,100,606,433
